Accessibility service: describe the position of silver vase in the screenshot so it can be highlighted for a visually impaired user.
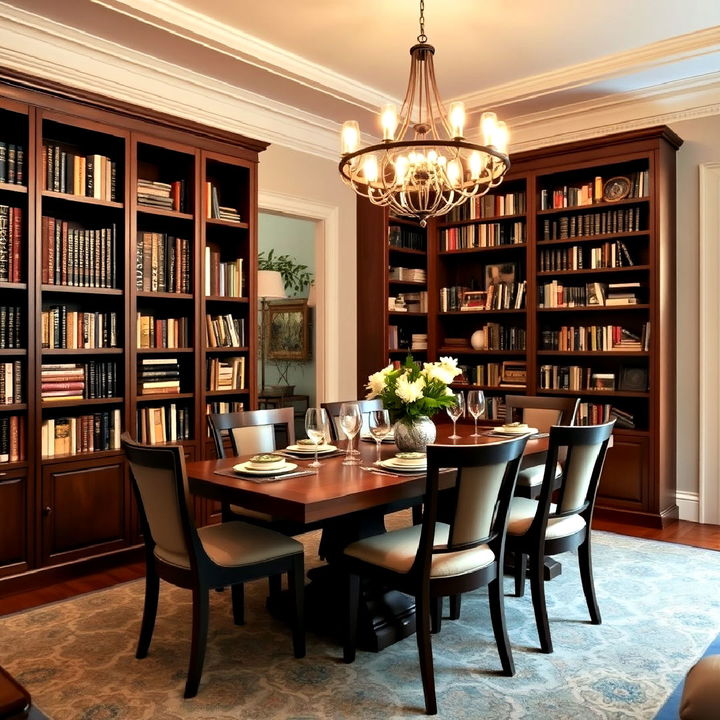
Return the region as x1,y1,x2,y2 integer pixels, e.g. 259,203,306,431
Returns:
393,415,436,453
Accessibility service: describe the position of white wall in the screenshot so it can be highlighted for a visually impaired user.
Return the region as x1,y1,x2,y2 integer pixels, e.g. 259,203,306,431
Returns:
258,144,357,402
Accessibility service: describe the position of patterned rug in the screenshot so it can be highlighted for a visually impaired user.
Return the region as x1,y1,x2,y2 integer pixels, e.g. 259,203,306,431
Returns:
2,517,719,720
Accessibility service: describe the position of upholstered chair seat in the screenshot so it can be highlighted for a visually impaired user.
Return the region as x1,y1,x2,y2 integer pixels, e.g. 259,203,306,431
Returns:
507,497,586,540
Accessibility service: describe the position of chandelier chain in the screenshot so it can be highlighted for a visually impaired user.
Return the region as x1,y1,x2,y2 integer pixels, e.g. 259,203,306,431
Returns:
417,0,427,43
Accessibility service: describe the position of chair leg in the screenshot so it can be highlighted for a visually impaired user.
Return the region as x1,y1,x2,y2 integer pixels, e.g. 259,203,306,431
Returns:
430,596,442,634
412,504,423,525
185,586,209,699
578,535,601,625
449,594,462,621
343,573,360,664
488,575,515,676
288,554,306,659
514,552,527,598
268,573,282,599
416,590,437,715
136,564,159,659
528,552,552,654
231,583,245,626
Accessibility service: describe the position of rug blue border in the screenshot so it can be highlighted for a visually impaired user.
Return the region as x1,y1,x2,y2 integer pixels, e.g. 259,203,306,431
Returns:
654,632,720,719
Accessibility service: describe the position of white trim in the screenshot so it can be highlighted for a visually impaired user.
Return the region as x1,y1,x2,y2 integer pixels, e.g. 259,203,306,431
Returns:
258,191,341,405
698,162,720,525
676,491,700,523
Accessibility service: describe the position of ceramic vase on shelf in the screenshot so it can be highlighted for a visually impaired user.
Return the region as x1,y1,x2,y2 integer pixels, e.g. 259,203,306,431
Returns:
393,415,436,453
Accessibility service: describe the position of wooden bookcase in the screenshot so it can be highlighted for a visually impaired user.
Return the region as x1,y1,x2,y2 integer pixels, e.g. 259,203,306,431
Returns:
357,127,681,527
0,76,266,594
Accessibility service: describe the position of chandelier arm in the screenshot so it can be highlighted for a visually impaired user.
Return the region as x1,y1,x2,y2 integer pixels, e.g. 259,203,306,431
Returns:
426,55,453,139
396,54,417,142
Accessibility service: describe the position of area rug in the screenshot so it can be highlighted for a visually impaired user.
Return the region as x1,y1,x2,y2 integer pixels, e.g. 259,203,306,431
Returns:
2,521,719,720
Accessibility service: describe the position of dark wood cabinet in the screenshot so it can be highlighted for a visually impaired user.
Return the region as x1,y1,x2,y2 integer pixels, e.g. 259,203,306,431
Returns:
0,468,30,578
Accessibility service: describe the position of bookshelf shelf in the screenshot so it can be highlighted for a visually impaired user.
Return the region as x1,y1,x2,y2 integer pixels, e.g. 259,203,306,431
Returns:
41,397,124,409
388,246,426,256
136,347,194,354
205,346,249,353
0,182,27,194
388,279,426,286
537,196,650,215
41,285,123,296
0,282,28,291
438,243,527,256
440,309,526,316
137,205,193,220
41,348,124,355
41,190,124,209
206,217,249,229
136,392,195,402
41,448,124,465
136,291,194,300
389,311,427,317
536,388,650,398
0,460,27,471
537,304,650,312
452,384,526,393
204,295,249,303
537,265,650,277
205,389,249,397
438,348,527,356
0,403,27,412
440,212,526,227
0,349,26,356
538,230,649,247
537,350,649,357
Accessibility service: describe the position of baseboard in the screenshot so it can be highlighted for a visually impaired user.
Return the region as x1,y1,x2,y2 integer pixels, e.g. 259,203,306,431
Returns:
594,504,679,529
676,491,699,522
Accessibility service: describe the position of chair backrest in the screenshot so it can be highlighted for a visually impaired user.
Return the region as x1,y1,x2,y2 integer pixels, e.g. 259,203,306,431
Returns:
534,420,615,532
207,407,295,458
505,395,578,433
414,436,528,577
121,432,200,570
321,399,383,441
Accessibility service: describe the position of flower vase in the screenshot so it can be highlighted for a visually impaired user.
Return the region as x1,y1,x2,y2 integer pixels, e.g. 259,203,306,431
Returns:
393,415,436,453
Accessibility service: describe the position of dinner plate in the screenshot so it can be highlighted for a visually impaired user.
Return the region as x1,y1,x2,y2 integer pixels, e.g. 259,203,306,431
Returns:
285,444,337,454
360,434,395,444
233,461,298,476
489,427,538,437
380,458,426,473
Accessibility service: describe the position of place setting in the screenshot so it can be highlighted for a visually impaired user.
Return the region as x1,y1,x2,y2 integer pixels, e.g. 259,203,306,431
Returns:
215,453,316,483
484,421,544,438
361,450,427,478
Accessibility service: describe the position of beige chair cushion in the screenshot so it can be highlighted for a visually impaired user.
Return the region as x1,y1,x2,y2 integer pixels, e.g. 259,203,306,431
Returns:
517,461,562,487
344,522,495,578
680,655,720,720
155,521,302,569
507,496,586,539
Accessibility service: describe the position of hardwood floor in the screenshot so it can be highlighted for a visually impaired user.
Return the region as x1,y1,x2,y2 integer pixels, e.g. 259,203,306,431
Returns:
1,519,718,616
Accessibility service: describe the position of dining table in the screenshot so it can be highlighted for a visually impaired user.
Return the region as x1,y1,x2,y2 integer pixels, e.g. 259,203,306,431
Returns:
187,425,551,651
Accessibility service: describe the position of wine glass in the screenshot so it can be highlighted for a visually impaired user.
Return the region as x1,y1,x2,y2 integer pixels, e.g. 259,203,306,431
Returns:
339,402,362,466
467,390,486,438
446,391,465,440
368,409,391,465
304,407,329,468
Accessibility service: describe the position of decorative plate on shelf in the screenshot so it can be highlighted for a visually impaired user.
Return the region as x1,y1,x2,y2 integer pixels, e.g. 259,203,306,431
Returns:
602,176,631,202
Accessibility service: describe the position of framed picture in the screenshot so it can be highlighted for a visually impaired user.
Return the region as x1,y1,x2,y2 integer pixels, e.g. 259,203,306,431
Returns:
485,262,516,289
591,373,616,391
266,299,311,361
460,290,488,310
619,366,648,392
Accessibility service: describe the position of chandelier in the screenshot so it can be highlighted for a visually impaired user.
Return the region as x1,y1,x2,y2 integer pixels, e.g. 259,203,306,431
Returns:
338,0,510,226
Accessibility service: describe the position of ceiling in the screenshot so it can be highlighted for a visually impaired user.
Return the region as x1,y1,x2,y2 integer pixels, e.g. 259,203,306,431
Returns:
2,0,720,156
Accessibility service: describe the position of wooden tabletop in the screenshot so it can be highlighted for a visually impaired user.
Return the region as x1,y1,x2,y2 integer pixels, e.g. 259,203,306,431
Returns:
187,429,549,525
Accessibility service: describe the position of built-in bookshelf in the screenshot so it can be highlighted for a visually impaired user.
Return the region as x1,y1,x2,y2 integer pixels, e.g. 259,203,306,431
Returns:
0,76,265,590
358,127,681,526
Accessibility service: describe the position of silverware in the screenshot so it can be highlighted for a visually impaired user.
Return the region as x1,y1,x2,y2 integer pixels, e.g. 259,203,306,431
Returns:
360,465,401,477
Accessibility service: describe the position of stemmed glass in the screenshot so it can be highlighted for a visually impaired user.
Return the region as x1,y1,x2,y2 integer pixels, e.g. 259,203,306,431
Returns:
304,407,329,468
467,390,486,438
446,391,465,440
368,409,391,465
339,402,362,466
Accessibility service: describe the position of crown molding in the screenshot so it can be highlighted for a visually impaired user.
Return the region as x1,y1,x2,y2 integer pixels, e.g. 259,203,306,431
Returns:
455,27,720,112
0,2,346,159
91,0,399,113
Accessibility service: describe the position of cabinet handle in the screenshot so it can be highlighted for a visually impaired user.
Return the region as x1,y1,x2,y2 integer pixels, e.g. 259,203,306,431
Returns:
43,506,52,516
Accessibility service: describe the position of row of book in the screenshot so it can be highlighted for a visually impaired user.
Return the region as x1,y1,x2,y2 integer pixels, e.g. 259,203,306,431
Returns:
206,182,241,222
539,366,617,392
395,291,428,313
0,306,21,349
539,171,648,210
41,217,118,288
445,191,526,222
137,179,186,213
0,142,24,185
206,313,246,348
139,358,180,396
41,308,119,349
440,282,526,312
43,145,117,201
389,266,426,282
440,221,525,251
0,415,24,463
204,248,244,298
538,281,643,308
42,410,121,457
388,224,426,251
388,325,424,352
454,362,524,388
575,403,636,428
0,361,22,404
207,356,246,391
137,404,192,444
135,232,192,293
41,362,118,401
0,205,22,283
444,325,526,351
540,323,650,352
136,314,189,350
539,240,636,272
541,207,643,240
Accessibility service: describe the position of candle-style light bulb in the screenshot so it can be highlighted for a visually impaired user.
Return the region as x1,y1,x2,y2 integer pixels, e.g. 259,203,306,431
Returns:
395,155,409,184
492,121,509,154
481,112,497,146
449,101,465,138
341,120,360,155
469,151,484,179
363,154,379,182
380,104,398,141
447,158,462,187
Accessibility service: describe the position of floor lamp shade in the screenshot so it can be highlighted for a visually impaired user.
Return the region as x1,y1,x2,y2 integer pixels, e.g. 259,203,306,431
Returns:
258,270,287,300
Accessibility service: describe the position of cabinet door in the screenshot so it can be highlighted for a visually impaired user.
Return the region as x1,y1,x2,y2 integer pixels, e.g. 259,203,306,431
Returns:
0,468,30,577
41,456,129,565
596,433,649,512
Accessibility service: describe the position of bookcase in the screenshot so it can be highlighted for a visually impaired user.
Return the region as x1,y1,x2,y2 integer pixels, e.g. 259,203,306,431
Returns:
357,127,681,527
0,75,265,592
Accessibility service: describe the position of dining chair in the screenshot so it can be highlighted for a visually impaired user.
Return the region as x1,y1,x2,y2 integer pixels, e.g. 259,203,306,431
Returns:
504,395,579,499
121,433,305,698
321,398,383,442
506,420,615,653
342,435,528,716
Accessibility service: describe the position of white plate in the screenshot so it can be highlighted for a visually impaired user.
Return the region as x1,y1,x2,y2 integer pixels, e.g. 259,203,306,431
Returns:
490,427,539,436
380,458,427,472
285,444,337,454
233,461,298,476
360,434,395,444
